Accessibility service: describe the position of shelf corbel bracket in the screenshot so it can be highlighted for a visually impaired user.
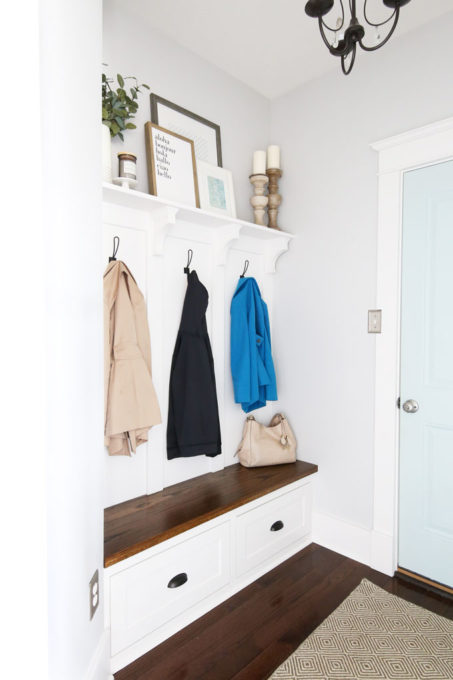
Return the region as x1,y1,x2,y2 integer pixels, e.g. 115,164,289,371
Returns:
263,235,292,274
151,206,179,255
213,223,241,266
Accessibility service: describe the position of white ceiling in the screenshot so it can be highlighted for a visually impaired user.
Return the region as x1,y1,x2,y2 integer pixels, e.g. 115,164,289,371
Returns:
120,1,453,98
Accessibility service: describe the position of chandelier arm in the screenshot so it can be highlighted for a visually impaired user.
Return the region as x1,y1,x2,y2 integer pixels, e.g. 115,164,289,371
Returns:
321,0,345,33
363,0,396,27
341,42,356,75
359,7,400,52
318,18,334,49
318,17,350,56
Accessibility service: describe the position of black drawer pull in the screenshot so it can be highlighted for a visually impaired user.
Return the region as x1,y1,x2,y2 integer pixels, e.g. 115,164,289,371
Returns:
270,520,284,532
167,572,188,589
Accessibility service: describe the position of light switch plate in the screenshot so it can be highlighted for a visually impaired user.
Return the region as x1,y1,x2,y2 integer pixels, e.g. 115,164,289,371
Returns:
368,309,382,333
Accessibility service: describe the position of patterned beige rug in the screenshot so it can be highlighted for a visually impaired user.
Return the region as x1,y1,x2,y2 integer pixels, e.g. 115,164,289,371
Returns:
269,578,453,679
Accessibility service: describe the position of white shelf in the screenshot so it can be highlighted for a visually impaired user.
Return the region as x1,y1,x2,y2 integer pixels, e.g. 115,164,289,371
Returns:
102,183,293,241
103,182,293,272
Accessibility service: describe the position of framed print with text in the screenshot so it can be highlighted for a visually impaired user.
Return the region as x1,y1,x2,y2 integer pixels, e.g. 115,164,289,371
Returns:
145,122,200,207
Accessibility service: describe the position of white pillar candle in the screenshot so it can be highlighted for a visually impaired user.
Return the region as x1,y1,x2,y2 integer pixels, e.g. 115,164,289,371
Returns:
252,150,266,175
267,145,280,169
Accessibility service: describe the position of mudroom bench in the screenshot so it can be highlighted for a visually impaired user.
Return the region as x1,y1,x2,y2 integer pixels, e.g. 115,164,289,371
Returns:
104,461,318,673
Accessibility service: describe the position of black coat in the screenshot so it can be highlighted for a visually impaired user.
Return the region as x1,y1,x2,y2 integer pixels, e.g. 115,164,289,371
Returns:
167,270,221,459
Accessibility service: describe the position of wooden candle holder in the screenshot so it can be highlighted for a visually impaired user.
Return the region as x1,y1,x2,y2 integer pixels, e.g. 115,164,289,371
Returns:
249,174,269,226
266,168,282,230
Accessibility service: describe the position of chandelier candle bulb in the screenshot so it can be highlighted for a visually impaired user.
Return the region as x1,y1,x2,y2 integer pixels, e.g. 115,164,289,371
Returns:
267,145,280,170
252,150,267,175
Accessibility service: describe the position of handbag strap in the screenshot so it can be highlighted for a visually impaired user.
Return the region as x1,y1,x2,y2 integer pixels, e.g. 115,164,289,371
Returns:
242,413,288,441
279,415,289,447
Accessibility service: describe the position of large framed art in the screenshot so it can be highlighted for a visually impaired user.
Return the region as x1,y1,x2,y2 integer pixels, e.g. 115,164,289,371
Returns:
144,122,200,207
150,94,222,167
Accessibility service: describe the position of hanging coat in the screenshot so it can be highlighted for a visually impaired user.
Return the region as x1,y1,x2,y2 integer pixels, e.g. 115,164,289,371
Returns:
104,260,161,456
230,277,278,413
167,270,221,459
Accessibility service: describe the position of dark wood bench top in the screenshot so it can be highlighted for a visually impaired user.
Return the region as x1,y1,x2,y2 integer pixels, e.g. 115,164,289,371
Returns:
104,460,318,567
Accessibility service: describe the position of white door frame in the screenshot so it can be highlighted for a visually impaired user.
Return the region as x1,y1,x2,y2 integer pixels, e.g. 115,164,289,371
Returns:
370,117,453,576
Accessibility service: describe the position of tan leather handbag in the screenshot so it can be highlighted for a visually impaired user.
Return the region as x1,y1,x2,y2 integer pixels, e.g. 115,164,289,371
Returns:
235,413,297,467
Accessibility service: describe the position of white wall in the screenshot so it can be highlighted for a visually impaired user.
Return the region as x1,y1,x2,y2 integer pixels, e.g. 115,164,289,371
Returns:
270,14,453,532
41,1,107,678
1,1,48,677
103,0,270,221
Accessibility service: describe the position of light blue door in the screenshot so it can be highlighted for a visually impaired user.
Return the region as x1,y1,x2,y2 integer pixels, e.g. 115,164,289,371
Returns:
399,159,453,589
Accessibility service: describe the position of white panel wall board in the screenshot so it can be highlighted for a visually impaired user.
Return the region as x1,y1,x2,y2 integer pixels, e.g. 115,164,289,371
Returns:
102,193,290,502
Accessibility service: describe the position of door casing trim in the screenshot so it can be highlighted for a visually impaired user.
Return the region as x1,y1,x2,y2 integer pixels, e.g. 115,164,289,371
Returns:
370,117,453,576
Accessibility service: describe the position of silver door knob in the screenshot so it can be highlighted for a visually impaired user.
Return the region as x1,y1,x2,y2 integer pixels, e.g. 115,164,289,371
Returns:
402,399,419,413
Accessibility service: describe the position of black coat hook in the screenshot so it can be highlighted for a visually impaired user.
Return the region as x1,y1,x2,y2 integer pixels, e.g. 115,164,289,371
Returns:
240,260,250,278
184,249,193,274
109,236,120,262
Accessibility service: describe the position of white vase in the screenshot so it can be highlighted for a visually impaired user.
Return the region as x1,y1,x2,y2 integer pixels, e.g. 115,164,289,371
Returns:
102,123,113,183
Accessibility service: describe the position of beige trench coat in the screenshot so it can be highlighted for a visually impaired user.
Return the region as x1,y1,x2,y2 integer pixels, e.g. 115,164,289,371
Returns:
104,260,161,455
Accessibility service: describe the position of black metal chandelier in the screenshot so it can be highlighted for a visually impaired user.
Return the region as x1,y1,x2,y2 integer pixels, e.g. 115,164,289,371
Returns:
305,0,412,74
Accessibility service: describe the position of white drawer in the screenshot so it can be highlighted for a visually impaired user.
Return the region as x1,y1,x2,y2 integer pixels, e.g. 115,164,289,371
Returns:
110,522,230,655
235,484,311,578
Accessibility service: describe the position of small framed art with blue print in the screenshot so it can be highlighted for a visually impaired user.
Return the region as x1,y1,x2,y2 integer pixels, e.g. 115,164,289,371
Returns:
196,160,236,218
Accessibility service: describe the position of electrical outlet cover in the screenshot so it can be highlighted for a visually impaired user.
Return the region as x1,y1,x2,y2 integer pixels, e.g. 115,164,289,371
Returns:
89,569,99,620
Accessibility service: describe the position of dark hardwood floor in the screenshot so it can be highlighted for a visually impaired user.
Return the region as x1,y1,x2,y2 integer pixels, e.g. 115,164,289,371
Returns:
115,543,453,680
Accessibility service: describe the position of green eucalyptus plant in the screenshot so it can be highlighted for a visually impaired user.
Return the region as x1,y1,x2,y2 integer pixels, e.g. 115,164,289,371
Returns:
102,71,150,141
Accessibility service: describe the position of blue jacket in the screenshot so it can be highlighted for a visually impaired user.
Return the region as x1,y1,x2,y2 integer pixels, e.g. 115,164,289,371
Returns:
230,277,277,413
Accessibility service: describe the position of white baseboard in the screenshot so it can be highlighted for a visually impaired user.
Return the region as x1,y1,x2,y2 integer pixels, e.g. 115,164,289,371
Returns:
312,512,394,576
85,630,111,680
370,529,394,576
313,511,371,565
